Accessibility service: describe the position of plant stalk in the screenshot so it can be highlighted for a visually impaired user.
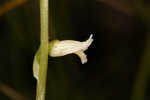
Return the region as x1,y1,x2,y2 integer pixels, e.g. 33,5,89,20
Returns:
131,0,150,100
131,33,150,100
36,0,49,100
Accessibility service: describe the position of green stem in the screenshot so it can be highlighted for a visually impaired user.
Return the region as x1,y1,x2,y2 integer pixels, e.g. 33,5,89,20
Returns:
131,0,150,100
131,34,150,100
36,0,49,100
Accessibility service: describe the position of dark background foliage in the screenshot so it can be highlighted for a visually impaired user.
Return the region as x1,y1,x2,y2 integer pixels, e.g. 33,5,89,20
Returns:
0,0,149,100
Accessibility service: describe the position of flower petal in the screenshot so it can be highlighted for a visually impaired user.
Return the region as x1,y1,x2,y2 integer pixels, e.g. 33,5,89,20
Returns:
51,40,83,56
81,34,93,51
75,51,87,64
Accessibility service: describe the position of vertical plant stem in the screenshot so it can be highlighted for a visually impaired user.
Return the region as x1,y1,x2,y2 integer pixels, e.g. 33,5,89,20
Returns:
36,0,49,100
131,0,150,100
131,33,150,100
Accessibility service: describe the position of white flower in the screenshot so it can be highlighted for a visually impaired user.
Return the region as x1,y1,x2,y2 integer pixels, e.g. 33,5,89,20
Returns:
48,34,93,64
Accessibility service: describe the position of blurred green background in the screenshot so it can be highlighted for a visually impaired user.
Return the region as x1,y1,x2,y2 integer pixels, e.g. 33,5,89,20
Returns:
0,0,150,100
